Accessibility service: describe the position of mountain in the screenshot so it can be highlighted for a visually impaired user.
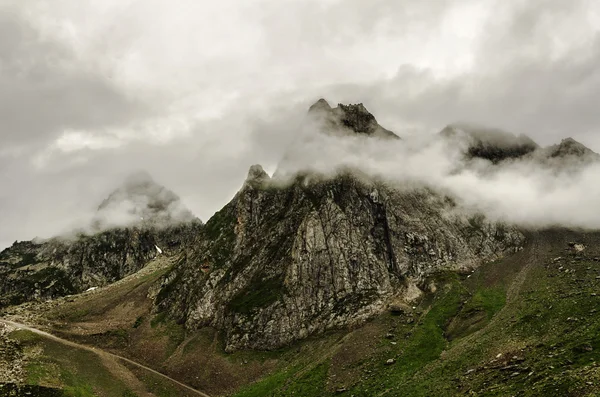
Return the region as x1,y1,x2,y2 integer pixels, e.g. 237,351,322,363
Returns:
154,102,525,352
537,137,600,167
441,123,600,169
93,171,196,230
0,174,201,308
4,99,600,396
307,98,399,139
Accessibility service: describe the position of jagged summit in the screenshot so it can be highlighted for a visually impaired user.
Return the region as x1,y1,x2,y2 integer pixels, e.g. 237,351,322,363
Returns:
307,98,399,139
441,123,600,167
93,171,196,230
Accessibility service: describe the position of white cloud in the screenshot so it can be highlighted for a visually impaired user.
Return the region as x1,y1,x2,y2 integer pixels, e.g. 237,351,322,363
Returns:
1,0,600,249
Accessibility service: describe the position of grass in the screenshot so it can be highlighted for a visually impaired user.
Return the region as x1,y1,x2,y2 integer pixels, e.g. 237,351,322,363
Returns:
8,330,139,397
233,362,330,397
231,234,600,396
234,366,301,397
22,230,600,396
17,252,41,267
344,277,467,397
51,264,170,322
149,312,186,357
122,361,191,397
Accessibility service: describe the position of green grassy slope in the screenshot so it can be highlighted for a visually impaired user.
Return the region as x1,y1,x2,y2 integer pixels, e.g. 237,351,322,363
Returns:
8,330,136,397
232,230,600,397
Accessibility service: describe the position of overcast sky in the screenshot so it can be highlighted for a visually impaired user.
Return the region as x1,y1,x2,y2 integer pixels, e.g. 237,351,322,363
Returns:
1,0,600,249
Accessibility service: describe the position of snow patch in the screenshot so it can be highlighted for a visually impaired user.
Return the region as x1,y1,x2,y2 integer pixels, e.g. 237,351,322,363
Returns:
155,245,163,254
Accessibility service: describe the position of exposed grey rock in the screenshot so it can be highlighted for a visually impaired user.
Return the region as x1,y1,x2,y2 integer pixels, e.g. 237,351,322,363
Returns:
547,138,599,159
157,168,524,352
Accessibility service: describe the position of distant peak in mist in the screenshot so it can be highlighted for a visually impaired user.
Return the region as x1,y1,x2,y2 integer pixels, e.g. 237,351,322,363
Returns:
307,98,332,113
307,98,399,139
440,123,539,163
439,122,600,166
548,137,599,159
92,171,198,231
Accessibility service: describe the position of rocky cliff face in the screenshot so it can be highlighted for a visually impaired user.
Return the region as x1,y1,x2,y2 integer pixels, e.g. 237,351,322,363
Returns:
0,174,201,308
155,101,526,352
156,166,524,351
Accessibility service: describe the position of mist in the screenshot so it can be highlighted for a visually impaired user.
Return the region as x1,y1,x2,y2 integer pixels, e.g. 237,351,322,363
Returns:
274,116,600,230
2,0,600,249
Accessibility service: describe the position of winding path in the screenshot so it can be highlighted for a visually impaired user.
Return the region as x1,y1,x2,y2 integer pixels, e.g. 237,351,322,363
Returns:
0,319,210,397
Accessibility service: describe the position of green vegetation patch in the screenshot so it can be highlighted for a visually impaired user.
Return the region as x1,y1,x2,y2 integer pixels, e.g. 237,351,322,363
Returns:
234,361,329,397
8,330,137,397
17,252,41,267
446,286,506,341
150,312,186,356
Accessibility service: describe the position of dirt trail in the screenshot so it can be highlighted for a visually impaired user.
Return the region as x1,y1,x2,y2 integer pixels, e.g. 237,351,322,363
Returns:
0,319,210,397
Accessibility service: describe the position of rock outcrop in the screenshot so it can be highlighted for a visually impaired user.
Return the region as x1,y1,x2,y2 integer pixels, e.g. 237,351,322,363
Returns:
157,167,524,351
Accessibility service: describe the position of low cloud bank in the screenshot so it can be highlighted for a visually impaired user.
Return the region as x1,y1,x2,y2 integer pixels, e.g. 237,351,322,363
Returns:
274,115,600,230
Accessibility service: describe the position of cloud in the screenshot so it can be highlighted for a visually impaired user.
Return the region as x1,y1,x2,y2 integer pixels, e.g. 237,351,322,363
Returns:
274,117,600,230
0,6,149,149
1,0,600,249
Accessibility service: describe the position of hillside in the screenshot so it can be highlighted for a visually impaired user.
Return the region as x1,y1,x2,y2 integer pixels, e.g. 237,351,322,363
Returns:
0,174,202,308
3,229,600,396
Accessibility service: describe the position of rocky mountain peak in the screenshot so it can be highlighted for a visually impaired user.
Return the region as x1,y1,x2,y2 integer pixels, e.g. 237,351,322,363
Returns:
334,103,378,134
307,98,332,114
0,169,203,308
306,98,399,139
93,171,196,230
549,137,598,159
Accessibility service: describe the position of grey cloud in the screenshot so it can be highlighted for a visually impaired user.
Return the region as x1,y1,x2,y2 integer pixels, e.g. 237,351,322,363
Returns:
322,35,600,148
2,0,600,250
0,7,148,147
